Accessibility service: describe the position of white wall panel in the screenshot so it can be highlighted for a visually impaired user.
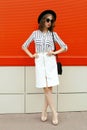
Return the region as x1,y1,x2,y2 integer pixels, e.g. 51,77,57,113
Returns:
58,66,87,93
0,67,24,93
58,94,87,112
0,95,24,113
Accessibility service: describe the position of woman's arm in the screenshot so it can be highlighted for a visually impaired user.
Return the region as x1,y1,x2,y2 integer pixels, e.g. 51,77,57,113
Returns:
22,47,33,58
22,31,38,58
52,47,66,55
53,32,68,55
47,47,66,56
22,47,39,58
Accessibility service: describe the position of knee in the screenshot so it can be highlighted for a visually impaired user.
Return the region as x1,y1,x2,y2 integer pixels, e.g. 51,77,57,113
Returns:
43,88,49,93
43,87,52,93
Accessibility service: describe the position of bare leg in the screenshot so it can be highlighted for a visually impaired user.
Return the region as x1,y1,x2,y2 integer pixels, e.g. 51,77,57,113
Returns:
41,87,52,121
43,87,58,125
41,95,48,121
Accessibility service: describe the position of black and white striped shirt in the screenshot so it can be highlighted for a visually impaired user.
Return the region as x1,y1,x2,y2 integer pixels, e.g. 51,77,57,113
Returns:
22,30,68,53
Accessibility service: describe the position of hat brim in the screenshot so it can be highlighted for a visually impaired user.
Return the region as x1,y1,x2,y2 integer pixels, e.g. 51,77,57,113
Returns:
38,10,56,23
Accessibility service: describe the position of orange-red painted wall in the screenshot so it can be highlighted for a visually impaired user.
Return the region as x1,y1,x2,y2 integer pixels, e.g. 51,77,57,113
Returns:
0,0,87,66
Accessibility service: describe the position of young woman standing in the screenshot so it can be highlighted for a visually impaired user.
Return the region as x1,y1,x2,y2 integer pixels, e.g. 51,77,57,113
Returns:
22,10,68,125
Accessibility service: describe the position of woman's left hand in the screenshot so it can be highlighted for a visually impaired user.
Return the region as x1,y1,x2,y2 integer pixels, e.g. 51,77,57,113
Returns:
47,51,55,56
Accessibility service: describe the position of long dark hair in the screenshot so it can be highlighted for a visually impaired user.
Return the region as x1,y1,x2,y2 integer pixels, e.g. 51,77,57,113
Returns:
38,14,55,32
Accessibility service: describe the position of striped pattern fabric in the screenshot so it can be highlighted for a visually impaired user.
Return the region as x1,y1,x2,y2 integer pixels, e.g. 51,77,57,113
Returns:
22,30,67,53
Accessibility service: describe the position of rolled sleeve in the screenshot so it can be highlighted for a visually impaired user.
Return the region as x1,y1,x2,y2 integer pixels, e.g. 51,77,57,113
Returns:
53,32,68,51
22,31,35,49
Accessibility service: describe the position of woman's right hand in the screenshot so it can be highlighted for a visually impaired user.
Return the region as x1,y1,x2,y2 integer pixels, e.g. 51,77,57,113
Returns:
31,53,39,58
22,47,39,59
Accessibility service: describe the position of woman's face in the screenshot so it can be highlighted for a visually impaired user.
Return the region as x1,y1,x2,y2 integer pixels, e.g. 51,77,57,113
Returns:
44,14,53,29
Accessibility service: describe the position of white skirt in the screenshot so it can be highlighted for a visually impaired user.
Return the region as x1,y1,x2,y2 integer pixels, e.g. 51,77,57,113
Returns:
35,52,59,88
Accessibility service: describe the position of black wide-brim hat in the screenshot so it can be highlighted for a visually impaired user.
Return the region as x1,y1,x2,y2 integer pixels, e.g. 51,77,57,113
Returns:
38,9,56,23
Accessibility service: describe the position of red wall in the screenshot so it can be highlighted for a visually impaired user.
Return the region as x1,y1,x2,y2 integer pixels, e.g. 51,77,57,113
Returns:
0,0,87,66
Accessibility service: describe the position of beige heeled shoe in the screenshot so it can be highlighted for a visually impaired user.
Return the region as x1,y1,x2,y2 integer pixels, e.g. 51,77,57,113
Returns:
52,113,58,125
41,112,47,122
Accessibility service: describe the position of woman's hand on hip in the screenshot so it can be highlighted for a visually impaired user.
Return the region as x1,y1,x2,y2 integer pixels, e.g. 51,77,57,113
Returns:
47,51,55,56
32,53,39,58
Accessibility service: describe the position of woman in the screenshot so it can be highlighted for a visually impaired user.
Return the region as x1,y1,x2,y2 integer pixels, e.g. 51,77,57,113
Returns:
22,10,68,125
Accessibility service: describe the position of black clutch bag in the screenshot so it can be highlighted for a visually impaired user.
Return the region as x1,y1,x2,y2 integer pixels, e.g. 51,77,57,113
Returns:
57,62,62,75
